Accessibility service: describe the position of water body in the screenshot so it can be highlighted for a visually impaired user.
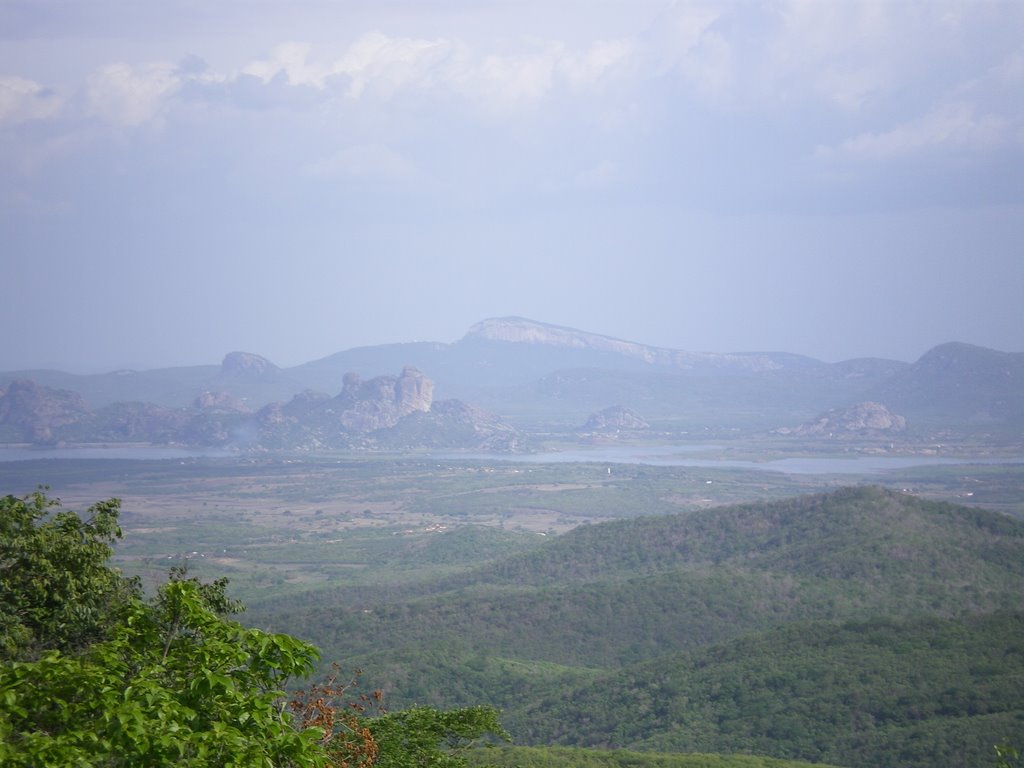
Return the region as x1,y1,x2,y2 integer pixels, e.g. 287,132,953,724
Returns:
0,446,232,462
495,446,1024,475
1,444,1020,476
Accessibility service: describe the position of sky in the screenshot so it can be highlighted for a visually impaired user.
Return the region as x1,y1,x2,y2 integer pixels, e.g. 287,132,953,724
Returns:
2,0,1022,373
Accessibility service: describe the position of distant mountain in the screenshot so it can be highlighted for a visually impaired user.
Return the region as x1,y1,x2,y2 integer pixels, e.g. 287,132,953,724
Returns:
0,367,517,451
2,318,1019,442
288,317,833,403
867,341,1024,426
0,352,302,410
464,317,812,372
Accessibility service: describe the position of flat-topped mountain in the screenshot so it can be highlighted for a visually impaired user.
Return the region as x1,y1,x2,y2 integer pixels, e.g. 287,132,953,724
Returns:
464,316,798,372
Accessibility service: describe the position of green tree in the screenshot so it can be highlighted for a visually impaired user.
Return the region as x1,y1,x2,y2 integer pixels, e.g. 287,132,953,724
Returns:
0,490,506,767
371,705,508,768
0,578,328,766
997,744,1021,768
0,489,140,660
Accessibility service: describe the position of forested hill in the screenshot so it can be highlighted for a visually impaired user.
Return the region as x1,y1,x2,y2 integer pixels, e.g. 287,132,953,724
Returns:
246,487,1024,768
445,485,1024,590
512,610,1024,767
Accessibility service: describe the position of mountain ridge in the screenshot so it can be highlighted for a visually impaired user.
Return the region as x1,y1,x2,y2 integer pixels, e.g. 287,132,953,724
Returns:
2,318,1021,446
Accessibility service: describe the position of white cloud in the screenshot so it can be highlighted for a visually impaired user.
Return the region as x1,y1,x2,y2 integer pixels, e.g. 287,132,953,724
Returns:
0,76,63,124
821,101,1016,160
329,32,455,99
558,39,634,87
236,31,634,113
241,42,325,87
88,62,180,126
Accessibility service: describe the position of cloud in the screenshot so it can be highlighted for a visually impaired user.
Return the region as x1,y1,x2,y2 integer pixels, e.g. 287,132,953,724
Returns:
821,101,1016,160
241,41,327,88
0,76,63,124
329,32,455,99
237,32,633,113
557,38,634,87
87,62,180,125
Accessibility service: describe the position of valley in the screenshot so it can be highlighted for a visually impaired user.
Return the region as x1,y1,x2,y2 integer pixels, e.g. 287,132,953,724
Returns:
3,318,1023,767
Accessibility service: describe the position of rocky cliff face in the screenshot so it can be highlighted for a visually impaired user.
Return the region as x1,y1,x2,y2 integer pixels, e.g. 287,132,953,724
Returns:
0,366,510,451
464,316,791,372
335,366,433,432
0,379,91,442
193,391,252,413
583,405,650,431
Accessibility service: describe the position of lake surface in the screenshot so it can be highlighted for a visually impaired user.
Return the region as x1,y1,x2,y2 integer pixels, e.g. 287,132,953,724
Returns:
492,445,1024,475
0,446,232,462
1,443,1021,476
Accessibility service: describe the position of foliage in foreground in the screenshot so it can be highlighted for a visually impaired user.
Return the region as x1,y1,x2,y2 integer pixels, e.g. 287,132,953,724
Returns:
0,489,140,660
0,490,506,767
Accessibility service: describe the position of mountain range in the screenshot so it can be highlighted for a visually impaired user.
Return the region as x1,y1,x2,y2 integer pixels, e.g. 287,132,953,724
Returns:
1,317,1022,449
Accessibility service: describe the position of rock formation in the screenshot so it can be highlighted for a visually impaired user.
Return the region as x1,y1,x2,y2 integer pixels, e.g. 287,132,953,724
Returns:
0,379,90,442
784,402,907,436
583,405,650,431
335,367,433,432
221,351,280,379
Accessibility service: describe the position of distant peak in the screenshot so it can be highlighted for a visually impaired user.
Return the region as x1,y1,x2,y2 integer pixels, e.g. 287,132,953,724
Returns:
463,317,788,372
221,351,279,378
464,317,635,349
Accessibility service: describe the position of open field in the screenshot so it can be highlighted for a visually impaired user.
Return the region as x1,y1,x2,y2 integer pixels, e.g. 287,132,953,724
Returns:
2,447,1022,603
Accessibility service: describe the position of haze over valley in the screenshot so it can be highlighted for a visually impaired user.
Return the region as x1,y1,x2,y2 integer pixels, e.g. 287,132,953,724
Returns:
3,3,1023,767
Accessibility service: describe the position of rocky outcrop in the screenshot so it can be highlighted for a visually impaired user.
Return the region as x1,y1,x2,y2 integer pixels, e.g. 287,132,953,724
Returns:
584,405,650,431
0,379,91,442
783,402,907,436
93,401,189,442
221,351,280,378
0,365,513,451
374,399,521,452
193,391,252,413
464,316,791,372
335,367,433,432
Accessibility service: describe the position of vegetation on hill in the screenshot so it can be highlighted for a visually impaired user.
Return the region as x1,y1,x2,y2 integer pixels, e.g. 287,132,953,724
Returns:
511,611,1024,767
0,491,506,767
243,487,1024,768
467,745,839,768
5,480,1023,768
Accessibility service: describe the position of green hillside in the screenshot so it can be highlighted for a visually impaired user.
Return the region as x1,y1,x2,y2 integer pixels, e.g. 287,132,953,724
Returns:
468,745,839,768
512,611,1024,767
244,487,1024,768
252,488,1024,668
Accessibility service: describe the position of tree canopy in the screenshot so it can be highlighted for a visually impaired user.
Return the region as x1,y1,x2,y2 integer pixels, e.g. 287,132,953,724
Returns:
0,490,506,767
0,489,140,660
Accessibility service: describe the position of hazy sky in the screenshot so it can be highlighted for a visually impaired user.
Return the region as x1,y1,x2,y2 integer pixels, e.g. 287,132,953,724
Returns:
2,1,1022,372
